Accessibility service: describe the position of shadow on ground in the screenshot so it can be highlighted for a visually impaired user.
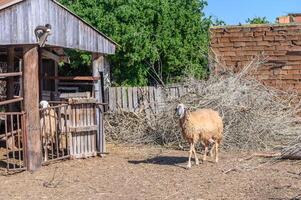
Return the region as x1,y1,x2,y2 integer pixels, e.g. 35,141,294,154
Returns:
128,156,189,168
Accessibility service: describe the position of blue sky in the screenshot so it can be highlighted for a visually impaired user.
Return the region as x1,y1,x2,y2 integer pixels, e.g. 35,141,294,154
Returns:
204,0,301,25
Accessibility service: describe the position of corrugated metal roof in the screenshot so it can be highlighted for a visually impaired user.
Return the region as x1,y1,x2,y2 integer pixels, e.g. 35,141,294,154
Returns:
0,0,23,10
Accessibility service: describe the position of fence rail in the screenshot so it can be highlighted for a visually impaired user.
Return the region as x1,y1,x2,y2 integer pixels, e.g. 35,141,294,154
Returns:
108,85,190,112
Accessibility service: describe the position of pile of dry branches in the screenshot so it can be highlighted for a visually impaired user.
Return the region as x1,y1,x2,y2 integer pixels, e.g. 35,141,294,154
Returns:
105,60,301,151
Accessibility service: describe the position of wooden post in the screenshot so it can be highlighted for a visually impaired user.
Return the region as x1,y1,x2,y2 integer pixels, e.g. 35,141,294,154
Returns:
54,61,59,94
7,47,15,112
23,46,42,171
92,53,105,154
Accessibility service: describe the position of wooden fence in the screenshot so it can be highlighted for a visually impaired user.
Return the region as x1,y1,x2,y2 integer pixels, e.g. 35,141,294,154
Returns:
108,85,190,113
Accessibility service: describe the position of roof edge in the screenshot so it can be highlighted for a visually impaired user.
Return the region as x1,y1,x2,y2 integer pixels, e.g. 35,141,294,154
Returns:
52,0,120,47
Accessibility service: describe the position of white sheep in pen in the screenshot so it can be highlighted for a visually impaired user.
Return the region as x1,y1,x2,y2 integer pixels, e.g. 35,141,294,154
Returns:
40,100,57,162
175,104,223,169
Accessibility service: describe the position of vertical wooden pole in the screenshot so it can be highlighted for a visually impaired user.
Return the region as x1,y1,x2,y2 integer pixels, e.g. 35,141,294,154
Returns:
92,53,105,154
7,47,15,112
19,59,23,111
38,48,42,101
23,46,42,171
54,61,59,94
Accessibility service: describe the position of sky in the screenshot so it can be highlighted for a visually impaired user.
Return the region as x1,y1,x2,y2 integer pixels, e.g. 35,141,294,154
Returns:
204,0,301,25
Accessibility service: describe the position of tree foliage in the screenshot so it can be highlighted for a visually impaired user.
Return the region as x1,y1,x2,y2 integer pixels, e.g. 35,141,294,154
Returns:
246,16,270,24
59,0,212,86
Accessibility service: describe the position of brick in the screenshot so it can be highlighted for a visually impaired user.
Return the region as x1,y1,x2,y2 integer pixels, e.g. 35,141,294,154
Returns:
257,41,272,46
218,37,231,43
263,36,275,41
274,35,287,41
254,32,265,37
275,45,291,51
251,26,271,32
283,66,301,70
287,55,301,61
211,28,225,33
243,32,254,37
291,40,301,45
265,31,280,36
220,52,236,56
225,27,243,32
233,42,246,47
293,74,301,79
223,32,244,37
230,37,255,42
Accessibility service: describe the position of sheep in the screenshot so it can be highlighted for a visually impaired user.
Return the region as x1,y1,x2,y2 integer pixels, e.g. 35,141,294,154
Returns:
40,100,58,161
175,104,223,168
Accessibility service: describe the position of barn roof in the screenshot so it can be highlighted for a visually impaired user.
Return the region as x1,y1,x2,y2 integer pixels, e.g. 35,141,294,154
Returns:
0,0,117,54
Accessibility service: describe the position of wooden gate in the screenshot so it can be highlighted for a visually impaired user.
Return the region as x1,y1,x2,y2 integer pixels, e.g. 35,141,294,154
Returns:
40,99,104,163
0,112,27,172
69,99,100,158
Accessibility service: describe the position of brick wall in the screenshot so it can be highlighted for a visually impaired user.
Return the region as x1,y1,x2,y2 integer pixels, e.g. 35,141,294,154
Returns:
210,24,301,93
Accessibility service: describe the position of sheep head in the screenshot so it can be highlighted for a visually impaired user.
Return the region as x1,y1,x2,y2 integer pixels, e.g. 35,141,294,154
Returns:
175,103,186,119
40,100,50,109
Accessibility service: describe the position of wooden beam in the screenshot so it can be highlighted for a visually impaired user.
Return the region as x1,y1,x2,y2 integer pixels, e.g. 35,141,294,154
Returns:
0,97,23,106
23,46,42,171
54,62,58,93
0,72,22,79
6,47,15,112
45,76,101,81
92,53,105,154
41,49,70,63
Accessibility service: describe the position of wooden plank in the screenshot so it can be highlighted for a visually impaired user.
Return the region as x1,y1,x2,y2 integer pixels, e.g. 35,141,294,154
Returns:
54,62,58,93
149,87,155,113
116,87,122,109
122,87,128,110
109,87,116,111
0,97,23,106
178,85,184,97
132,87,138,111
45,76,101,81
127,87,133,112
23,46,42,171
69,126,98,133
0,72,22,78
7,47,15,112
41,49,69,64
93,53,105,153
60,92,90,99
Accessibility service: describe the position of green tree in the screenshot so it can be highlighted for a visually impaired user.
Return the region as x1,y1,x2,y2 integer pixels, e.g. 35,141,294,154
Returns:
246,16,270,24
59,0,212,86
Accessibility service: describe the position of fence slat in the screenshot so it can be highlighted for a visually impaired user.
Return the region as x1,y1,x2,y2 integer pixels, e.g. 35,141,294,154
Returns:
122,87,128,110
128,87,133,112
108,85,192,113
116,87,122,109
132,87,138,111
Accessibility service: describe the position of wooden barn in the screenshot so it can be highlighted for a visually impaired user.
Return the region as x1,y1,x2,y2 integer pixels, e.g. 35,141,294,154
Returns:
0,0,117,172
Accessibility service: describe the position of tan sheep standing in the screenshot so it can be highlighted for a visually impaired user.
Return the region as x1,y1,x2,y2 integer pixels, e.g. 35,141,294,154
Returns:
40,100,58,162
175,104,223,168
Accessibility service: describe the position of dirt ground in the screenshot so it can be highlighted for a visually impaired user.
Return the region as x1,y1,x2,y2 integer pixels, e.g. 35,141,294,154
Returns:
0,144,300,200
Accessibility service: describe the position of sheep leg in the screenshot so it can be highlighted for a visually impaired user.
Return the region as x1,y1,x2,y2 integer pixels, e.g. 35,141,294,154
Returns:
209,144,214,157
203,145,208,162
187,143,193,169
215,142,219,163
208,138,215,157
192,144,199,165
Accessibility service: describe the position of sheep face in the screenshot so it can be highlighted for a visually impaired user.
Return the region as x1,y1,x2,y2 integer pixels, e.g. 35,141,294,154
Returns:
40,100,50,109
175,104,186,118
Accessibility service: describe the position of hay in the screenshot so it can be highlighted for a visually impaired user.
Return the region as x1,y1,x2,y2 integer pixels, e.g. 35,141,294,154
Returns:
105,60,301,151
